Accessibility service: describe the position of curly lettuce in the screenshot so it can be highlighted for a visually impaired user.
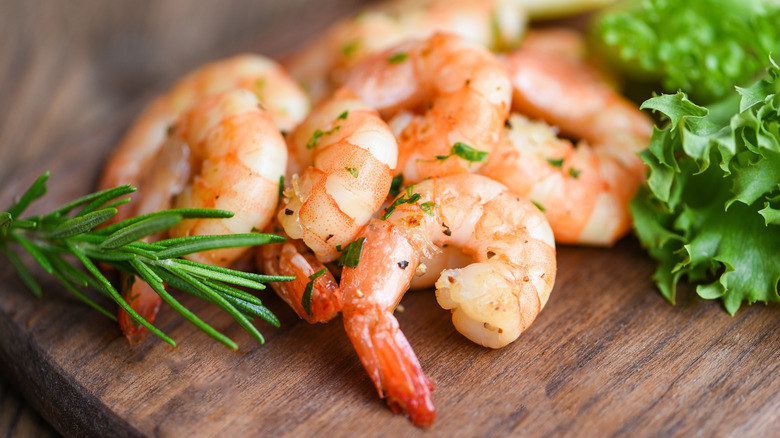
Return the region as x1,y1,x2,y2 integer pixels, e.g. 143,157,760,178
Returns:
631,59,780,314
594,0,780,103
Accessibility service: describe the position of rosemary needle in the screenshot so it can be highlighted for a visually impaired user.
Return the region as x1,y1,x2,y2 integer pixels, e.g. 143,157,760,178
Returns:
0,172,294,348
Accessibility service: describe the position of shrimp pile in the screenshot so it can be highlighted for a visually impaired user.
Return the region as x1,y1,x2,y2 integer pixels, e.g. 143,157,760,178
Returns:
343,32,512,182
341,173,555,424
100,0,652,428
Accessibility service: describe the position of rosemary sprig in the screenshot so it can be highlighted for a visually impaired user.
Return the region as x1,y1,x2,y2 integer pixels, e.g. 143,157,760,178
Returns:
0,172,294,349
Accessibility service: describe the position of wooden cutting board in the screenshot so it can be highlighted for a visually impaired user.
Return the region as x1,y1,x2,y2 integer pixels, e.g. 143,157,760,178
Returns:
2,1,779,437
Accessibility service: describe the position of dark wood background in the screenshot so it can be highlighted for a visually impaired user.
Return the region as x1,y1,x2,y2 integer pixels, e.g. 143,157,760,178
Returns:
2,1,780,437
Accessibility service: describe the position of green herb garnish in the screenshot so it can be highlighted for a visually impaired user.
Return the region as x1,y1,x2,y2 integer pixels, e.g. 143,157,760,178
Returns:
302,268,327,315
434,142,488,165
381,188,422,220
277,175,285,208
0,173,293,349
338,237,366,268
389,174,404,198
345,167,359,178
306,125,341,150
531,201,546,212
341,39,360,57
388,52,408,64
546,158,564,168
419,202,437,216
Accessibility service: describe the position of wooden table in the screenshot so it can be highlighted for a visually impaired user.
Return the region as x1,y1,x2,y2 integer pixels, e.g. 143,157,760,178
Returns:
2,1,779,437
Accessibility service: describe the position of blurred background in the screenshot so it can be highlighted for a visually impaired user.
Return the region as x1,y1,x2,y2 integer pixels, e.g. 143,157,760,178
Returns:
0,1,372,435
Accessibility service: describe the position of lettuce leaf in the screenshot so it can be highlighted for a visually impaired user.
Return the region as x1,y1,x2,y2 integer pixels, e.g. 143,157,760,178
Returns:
594,0,780,103
631,59,780,314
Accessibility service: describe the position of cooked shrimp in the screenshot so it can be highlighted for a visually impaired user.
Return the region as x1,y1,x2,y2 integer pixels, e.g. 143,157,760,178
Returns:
481,47,652,245
344,32,512,183
518,27,620,88
98,54,309,223
283,0,527,102
341,173,556,425
100,54,306,342
163,89,289,263
520,27,589,61
279,88,397,261
258,88,398,322
257,234,342,323
112,89,289,342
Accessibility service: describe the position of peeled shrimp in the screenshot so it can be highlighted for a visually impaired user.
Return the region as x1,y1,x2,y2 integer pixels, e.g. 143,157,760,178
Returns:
279,88,398,261
98,54,309,223
284,0,527,101
480,46,652,245
258,88,398,322
344,32,512,183
110,88,291,341
341,173,556,425
257,235,342,323
99,54,307,342
164,89,288,264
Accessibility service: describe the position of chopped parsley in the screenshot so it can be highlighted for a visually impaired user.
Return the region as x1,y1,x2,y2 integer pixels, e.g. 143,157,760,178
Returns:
306,125,341,150
381,186,422,220
568,167,581,179
546,157,564,168
341,39,360,57
388,52,409,64
301,268,327,315
338,237,366,268
389,174,404,198
277,175,284,208
434,142,488,165
419,201,437,216
345,167,359,178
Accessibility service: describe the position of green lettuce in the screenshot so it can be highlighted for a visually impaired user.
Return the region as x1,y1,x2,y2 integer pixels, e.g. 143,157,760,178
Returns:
631,59,780,314
594,0,780,103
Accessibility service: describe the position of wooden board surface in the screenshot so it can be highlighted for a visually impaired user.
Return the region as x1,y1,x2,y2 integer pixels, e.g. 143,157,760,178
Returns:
2,1,780,437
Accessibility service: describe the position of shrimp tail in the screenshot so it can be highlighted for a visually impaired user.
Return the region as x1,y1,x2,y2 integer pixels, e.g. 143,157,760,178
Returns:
117,273,162,344
258,238,341,323
343,307,436,427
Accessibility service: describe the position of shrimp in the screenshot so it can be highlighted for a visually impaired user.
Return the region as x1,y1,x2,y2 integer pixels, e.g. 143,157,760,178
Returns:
479,46,652,245
283,0,527,102
164,89,289,264
99,54,307,343
340,173,556,425
519,27,620,88
256,235,342,324
258,88,398,322
111,89,290,342
344,32,512,183
98,54,309,224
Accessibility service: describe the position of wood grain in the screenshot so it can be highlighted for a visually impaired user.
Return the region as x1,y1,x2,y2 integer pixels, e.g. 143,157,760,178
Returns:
2,1,780,437
0,379,58,438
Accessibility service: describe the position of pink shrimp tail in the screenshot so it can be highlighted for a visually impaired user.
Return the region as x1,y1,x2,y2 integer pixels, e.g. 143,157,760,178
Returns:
117,273,162,344
343,307,436,426
258,238,342,323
